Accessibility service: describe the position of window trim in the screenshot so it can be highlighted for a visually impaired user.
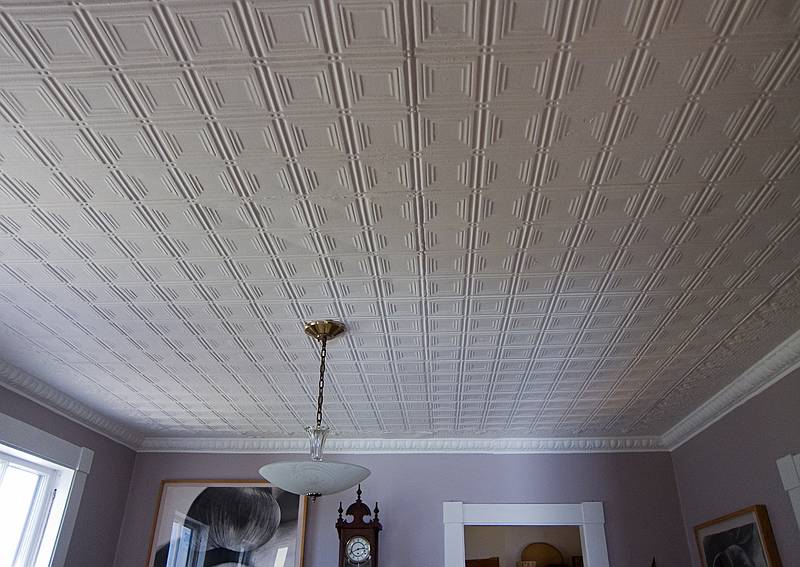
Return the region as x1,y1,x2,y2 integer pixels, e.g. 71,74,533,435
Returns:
0,412,94,567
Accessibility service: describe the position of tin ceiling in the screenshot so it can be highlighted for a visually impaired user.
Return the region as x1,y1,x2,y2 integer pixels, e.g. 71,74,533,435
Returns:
0,0,799,447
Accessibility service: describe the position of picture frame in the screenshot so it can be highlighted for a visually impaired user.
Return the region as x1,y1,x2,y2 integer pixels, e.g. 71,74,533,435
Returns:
145,480,307,567
694,505,781,567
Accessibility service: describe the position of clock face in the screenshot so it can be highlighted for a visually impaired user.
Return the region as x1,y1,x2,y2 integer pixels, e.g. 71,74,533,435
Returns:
345,536,371,564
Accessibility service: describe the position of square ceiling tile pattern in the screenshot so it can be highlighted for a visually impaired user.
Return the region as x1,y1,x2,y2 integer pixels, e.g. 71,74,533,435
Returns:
0,0,799,441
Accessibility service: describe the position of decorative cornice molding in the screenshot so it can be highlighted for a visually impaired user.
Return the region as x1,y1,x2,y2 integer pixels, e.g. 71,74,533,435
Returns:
661,328,800,451
0,360,144,450
4,328,800,455
138,435,665,454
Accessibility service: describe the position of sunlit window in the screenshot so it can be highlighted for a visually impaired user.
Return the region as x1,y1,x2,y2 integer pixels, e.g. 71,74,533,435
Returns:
0,448,71,567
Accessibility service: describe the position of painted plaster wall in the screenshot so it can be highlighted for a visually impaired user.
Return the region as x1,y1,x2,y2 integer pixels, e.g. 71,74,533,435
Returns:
672,368,800,567
0,385,136,567
114,451,689,567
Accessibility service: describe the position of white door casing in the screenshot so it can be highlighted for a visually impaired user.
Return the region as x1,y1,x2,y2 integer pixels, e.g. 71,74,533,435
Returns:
443,501,609,567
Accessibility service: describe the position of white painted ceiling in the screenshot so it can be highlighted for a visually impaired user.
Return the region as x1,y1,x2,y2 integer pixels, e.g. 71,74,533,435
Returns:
0,0,799,446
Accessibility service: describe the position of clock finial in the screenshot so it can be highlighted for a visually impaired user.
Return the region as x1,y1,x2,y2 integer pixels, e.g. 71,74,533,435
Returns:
373,502,380,521
338,502,344,520
356,484,362,501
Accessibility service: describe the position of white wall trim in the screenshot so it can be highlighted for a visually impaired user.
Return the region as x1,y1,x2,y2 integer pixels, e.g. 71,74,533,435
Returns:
777,453,800,534
0,412,93,473
3,328,799,455
662,328,800,450
444,501,609,567
0,412,94,567
137,435,664,453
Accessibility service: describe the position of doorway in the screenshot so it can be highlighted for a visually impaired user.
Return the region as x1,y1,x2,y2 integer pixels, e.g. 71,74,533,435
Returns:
465,525,583,567
443,502,609,567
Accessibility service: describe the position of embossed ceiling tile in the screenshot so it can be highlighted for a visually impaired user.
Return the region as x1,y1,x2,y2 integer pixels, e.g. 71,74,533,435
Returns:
280,195,350,230
168,1,250,61
492,51,593,106
86,4,173,66
350,194,415,230
413,0,482,49
247,228,323,256
416,251,471,277
0,80,73,125
251,0,323,57
8,7,104,70
342,57,407,110
133,119,218,159
195,65,269,115
766,93,800,136
330,0,402,53
416,53,482,106
285,158,355,196
123,68,201,120
278,116,347,159
493,0,551,47
0,24,32,73
0,171,63,207
418,153,484,192
1,0,799,443
268,61,337,112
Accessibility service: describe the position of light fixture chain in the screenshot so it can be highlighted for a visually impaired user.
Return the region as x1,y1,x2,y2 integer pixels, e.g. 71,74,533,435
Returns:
315,336,327,428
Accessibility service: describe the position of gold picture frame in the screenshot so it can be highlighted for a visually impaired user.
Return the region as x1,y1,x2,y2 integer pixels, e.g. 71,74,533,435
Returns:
145,479,307,567
694,505,781,567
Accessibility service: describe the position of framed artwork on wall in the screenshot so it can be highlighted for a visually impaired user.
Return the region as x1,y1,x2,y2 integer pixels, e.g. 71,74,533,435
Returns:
145,480,307,567
694,505,781,567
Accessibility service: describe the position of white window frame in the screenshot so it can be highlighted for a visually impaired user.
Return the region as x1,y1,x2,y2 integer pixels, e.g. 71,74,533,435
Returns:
0,451,61,566
0,412,93,567
777,453,800,533
443,501,610,567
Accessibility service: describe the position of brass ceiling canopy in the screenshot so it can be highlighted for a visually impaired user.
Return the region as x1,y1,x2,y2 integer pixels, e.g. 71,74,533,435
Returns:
304,320,346,342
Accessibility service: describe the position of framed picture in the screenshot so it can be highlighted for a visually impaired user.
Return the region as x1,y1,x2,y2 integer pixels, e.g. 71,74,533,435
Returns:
694,505,781,567
145,480,307,567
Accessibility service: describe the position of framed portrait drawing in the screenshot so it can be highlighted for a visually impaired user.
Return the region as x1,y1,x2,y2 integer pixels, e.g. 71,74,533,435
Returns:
145,480,307,567
694,505,781,567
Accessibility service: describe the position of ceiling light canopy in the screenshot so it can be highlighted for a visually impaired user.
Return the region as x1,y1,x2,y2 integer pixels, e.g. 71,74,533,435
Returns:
259,320,370,499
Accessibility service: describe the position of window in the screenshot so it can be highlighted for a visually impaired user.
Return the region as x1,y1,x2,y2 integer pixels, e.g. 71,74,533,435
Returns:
0,446,73,567
0,412,93,567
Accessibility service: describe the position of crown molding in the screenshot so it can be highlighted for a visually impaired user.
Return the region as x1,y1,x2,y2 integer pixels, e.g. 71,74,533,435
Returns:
661,328,800,451
0,360,144,450
4,328,800,455
138,435,664,453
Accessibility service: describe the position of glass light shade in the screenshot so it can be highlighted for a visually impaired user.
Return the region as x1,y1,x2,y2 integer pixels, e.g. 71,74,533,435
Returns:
305,424,328,461
259,461,370,497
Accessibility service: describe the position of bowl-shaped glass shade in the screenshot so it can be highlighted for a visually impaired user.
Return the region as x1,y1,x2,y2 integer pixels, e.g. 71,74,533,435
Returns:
259,461,370,497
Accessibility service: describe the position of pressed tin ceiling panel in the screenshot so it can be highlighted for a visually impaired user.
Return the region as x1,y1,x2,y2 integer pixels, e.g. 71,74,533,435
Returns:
0,0,799,443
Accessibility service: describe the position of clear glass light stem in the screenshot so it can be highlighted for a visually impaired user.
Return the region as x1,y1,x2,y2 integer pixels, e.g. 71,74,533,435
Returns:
305,424,329,462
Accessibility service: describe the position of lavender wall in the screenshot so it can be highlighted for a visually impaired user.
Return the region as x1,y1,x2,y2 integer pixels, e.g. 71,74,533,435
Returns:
114,451,690,567
672,369,800,567
0,386,136,567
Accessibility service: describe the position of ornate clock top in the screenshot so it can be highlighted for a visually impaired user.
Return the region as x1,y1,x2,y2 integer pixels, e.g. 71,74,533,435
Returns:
339,484,374,526
336,485,382,567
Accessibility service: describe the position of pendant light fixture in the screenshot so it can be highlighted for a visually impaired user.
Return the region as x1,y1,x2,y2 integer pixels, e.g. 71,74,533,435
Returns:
259,320,370,500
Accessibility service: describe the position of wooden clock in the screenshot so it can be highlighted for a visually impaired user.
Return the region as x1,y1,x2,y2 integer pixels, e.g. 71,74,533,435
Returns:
336,485,381,567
